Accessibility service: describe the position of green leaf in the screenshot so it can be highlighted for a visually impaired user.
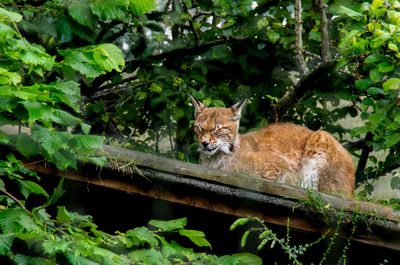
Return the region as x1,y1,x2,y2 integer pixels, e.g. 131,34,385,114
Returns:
383,78,400,91
129,0,156,15
149,83,163,93
0,23,16,41
233,252,262,265
364,54,389,64
68,0,97,27
90,0,129,22
52,150,77,170
79,156,107,166
222,19,235,29
0,234,14,256
17,179,49,200
337,6,363,20
388,10,400,24
0,7,22,22
31,124,68,155
144,22,164,32
391,176,400,190
213,99,225,107
56,16,73,43
42,178,65,208
22,101,45,123
129,249,168,265
17,40,54,67
53,80,80,96
230,218,250,231
13,254,55,265
179,229,212,249
240,230,250,248
51,80,81,112
366,87,385,95
93,43,125,72
56,206,71,223
0,208,40,234
388,42,398,52
149,217,187,231
61,49,104,78
257,19,268,30
3,71,22,85
42,237,69,257
309,31,321,42
16,133,40,158
369,67,382,83
361,97,374,106
182,0,192,9
69,134,104,151
267,29,279,43
384,133,400,148
126,227,158,247
371,0,385,12
355,79,373,90
377,62,395,73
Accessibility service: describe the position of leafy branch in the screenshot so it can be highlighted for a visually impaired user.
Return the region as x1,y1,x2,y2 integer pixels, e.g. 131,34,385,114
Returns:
0,157,261,264
231,217,330,264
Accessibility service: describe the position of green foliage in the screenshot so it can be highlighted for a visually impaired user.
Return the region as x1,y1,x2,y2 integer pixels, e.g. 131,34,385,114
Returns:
334,0,400,181
0,4,122,170
1,0,397,185
231,217,330,265
0,0,399,263
0,157,260,264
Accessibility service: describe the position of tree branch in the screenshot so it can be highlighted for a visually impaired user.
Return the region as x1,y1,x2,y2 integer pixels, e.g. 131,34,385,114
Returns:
93,80,145,99
182,1,199,47
316,0,330,61
0,188,31,215
145,36,247,62
268,60,337,122
355,132,373,183
294,0,307,74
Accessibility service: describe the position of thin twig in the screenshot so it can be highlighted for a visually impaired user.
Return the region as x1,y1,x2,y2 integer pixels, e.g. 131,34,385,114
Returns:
94,81,145,99
0,188,31,215
1,3,49,10
268,60,336,122
301,49,322,60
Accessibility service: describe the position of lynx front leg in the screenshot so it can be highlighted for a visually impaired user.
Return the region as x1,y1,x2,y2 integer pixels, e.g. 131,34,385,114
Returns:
299,131,330,191
299,153,327,190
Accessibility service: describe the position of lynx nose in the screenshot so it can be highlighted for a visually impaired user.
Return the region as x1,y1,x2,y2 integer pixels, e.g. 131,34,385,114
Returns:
201,141,209,148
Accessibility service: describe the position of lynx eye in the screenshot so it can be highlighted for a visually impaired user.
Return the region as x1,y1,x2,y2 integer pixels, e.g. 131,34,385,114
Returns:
212,124,223,134
194,125,202,133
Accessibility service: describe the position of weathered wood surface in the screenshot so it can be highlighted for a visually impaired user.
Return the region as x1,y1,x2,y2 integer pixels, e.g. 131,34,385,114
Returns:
103,145,400,222
22,145,400,251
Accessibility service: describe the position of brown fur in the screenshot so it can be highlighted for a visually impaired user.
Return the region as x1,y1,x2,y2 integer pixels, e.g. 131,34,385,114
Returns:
191,96,355,197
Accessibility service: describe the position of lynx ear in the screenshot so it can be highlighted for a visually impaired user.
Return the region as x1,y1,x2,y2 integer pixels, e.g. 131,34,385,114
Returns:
190,94,205,118
230,98,247,121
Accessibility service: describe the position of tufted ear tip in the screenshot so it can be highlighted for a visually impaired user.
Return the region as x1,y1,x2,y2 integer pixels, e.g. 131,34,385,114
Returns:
190,94,205,118
230,98,247,120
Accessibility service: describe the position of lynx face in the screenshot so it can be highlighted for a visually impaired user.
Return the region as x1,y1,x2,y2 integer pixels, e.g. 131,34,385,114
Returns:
191,96,246,156
194,116,236,155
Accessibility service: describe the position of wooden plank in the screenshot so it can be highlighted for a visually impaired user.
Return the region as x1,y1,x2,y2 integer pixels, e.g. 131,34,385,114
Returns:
25,155,400,252
103,145,400,222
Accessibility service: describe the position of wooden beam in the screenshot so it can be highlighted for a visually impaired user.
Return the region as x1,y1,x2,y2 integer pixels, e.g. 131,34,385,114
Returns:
23,145,400,252
102,145,400,222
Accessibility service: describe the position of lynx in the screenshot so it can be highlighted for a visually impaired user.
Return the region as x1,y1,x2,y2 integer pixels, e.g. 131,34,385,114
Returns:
191,96,355,197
